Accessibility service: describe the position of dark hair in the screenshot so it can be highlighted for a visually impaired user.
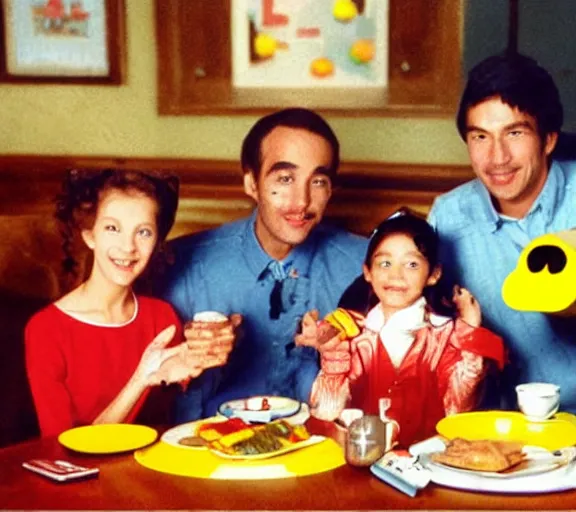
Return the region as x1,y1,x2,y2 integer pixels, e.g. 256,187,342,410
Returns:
456,53,563,141
55,168,179,276
240,107,340,179
339,208,455,317
364,209,439,269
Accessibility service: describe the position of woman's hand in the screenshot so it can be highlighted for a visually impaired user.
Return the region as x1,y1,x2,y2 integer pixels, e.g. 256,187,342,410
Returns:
149,346,204,388
453,285,482,327
92,324,200,425
135,325,177,382
135,325,202,386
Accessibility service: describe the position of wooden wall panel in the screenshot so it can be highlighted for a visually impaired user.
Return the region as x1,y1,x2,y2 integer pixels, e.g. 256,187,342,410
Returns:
0,155,472,235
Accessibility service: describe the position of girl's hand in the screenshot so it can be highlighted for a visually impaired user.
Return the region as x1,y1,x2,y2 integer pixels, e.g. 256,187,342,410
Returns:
135,325,202,386
295,310,349,351
136,325,177,382
149,346,204,388
453,285,482,327
296,310,351,374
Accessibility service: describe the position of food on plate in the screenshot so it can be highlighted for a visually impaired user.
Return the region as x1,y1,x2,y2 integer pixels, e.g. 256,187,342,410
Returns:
198,418,311,456
196,417,248,442
318,308,361,343
243,397,271,411
431,438,525,472
177,436,207,447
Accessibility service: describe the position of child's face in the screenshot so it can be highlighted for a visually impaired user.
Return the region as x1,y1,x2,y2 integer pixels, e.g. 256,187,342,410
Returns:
363,232,439,317
82,189,158,288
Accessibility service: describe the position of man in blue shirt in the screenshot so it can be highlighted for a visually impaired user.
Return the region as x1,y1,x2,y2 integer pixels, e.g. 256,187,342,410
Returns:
428,53,576,410
159,108,368,421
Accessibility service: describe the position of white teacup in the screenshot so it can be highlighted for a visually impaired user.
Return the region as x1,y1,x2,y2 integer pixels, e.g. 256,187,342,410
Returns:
192,311,228,323
516,382,560,421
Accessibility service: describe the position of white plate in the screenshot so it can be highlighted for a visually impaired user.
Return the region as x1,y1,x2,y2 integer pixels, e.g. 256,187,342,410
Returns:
218,396,301,423
419,447,576,494
425,446,576,479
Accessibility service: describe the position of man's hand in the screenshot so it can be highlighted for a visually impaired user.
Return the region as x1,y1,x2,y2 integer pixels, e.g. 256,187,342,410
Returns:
184,313,242,369
295,310,322,349
453,285,482,327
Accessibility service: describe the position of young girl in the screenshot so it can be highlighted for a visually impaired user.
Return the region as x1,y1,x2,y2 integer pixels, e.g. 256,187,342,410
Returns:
297,209,505,447
26,169,202,437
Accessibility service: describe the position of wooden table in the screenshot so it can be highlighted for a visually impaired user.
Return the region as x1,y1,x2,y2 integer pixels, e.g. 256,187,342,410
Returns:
1,418,576,510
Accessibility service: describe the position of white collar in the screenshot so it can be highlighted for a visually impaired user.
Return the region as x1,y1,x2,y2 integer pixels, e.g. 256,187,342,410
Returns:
364,297,451,368
364,297,451,332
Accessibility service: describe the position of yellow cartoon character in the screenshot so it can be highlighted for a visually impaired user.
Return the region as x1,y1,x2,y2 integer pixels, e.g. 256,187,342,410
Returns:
502,228,576,315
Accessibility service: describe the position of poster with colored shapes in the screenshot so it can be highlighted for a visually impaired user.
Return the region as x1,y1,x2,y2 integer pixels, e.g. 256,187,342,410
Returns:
231,0,388,88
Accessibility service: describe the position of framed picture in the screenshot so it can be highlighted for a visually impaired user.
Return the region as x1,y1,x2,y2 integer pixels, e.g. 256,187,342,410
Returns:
0,0,125,84
155,0,462,116
231,0,388,89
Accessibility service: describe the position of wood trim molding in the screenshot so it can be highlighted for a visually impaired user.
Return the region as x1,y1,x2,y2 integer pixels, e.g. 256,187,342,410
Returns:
0,154,473,235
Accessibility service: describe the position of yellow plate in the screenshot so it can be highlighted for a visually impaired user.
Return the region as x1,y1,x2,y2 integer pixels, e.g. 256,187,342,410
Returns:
58,424,158,454
135,436,345,479
436,411,576,451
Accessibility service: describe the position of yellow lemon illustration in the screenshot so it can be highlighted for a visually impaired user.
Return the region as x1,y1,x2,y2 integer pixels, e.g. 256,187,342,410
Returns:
333,0,358,23
350,39,375,64
254,33,277,59
310,57,335,78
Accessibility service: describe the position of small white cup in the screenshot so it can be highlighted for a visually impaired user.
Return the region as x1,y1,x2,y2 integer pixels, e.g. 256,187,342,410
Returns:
192,311,228,323
516,382,560,421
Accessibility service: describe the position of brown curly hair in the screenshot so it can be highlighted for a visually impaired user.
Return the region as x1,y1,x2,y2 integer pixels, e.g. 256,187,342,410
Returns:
55,168,179,278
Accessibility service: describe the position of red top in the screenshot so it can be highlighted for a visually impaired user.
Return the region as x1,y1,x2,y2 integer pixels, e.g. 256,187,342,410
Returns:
25,296,181,437
351,319,505,447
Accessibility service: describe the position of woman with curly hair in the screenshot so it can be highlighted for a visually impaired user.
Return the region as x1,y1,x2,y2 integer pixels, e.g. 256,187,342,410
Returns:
25,169,201,437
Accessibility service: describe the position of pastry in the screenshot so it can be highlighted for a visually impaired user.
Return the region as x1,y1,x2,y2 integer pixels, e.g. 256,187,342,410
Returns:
431,438,525,472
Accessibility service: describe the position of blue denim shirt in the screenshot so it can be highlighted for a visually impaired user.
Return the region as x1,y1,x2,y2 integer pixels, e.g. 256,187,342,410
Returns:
428,160,576,410
158,211,368,421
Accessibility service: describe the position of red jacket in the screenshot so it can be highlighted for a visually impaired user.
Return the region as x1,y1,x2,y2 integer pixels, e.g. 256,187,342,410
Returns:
311,303,505,447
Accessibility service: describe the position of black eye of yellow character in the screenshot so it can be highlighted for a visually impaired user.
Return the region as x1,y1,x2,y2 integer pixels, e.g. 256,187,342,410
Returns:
527,245,567,274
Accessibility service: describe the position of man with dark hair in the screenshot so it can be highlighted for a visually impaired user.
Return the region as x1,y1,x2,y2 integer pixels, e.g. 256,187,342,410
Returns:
159,108,367,421
429,53,576,410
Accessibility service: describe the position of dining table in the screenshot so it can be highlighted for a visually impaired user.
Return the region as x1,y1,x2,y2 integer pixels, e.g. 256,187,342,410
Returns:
1,416,576,511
